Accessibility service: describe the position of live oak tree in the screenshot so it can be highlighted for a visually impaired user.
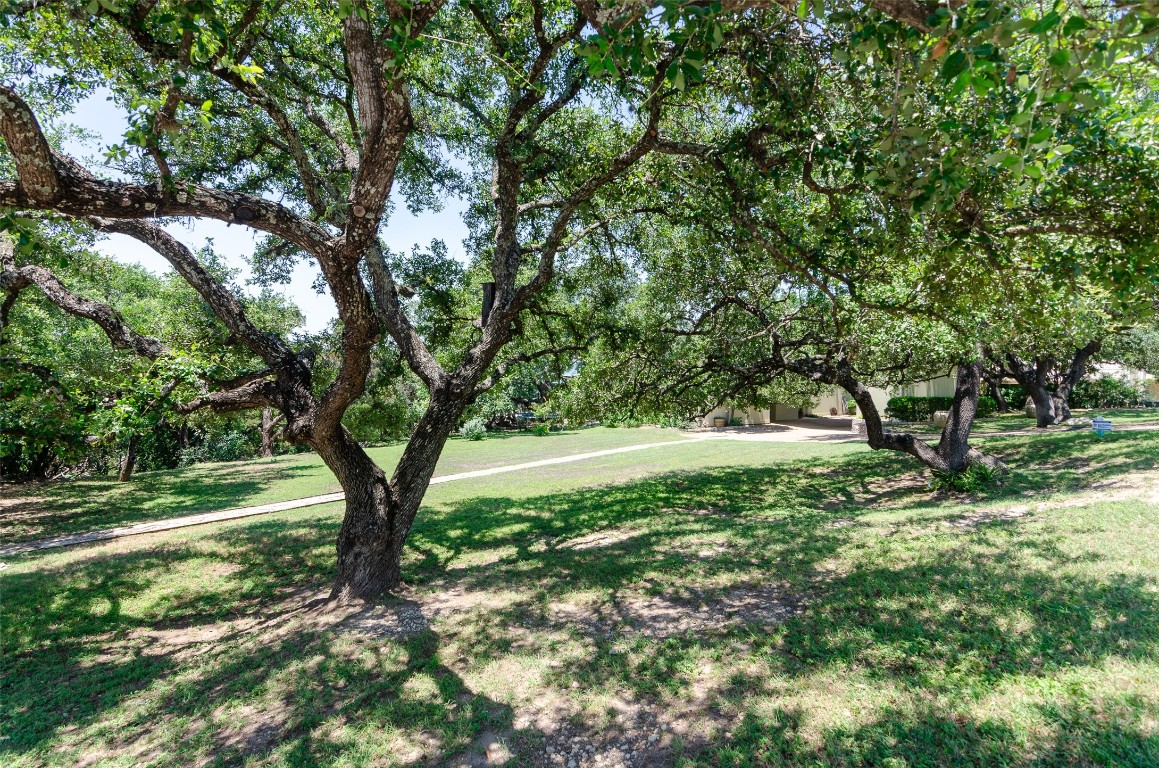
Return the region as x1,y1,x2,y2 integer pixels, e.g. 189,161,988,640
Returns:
562,1,1159,474
0,0,764,600
3,1,1155,596
0,229,301,478
560,211,1007,475
983,289,1114,428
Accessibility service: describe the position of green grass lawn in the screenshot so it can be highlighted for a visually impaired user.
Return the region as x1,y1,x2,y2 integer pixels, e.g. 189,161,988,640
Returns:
0,426,688,543
2,429,1158,767
902,407,1159,435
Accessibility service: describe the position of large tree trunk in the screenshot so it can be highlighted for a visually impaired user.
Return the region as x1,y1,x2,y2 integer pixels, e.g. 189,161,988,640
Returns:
1005,354,1060,427
1027,384,1060,428
1055,340,1101,420
260,408,278,458
325,394,467,602
1004,341,1100,427
118,433,139,482
837,360,1001,474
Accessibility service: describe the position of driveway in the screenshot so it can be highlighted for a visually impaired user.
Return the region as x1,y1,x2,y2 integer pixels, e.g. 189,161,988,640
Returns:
685,417,858,442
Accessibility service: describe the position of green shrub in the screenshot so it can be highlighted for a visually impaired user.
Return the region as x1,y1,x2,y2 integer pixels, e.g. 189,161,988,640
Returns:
886,396,955,422
884,395,996,422
845,401,858,416
458,417,487,441
1070,376,1145,409
530,422,551,436
930,462,996,494
997,384,1026,409
178,429,260,466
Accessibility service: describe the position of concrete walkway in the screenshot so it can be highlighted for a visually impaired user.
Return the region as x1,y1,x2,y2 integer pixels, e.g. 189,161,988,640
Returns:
8,419,1155,558
684,417,859,442
0,439,695,557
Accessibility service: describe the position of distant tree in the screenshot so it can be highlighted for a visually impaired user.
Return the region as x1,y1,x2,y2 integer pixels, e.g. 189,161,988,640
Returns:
0,232,302,478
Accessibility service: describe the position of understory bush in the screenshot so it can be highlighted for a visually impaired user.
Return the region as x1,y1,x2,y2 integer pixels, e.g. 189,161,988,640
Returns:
1070,375,1146,409
996,384,1027,409
887,396,955,421
529,423,552,436
458,417,487,441
930,462,997,494
886,396,997,422
178,429,261,466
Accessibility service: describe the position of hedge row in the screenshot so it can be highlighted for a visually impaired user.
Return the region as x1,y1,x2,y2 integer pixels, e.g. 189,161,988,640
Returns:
885,395,997,422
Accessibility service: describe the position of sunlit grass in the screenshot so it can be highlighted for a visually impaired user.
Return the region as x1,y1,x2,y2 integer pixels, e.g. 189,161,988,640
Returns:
2,429,1158,767
0,426,690,543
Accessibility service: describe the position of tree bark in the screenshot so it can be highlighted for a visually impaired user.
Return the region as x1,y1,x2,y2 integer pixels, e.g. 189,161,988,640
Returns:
1055,340,1101,420
260,408,278,458
1003,341,1100,427
986,372,1008,412
835,360,1001,474
1027,384,1059,428
119,433,139,482
325,393,468,601
1005,354,1059,427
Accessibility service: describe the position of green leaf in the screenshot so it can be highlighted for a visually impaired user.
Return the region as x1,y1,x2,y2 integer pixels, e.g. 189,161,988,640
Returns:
1030,11,1061,34
1028,127,1054,145
940,51,969,82
1063,16,1088,35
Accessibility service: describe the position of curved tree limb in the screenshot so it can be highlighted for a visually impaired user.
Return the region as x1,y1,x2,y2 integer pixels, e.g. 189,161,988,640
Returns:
0,261,167,359
92,218,298,368
0,83,333,255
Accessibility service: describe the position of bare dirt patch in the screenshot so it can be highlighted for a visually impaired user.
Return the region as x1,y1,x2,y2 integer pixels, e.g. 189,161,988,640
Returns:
548,584,803,641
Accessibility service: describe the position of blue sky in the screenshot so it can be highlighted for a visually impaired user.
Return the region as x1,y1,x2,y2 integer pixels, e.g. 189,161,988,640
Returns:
69,92,469,334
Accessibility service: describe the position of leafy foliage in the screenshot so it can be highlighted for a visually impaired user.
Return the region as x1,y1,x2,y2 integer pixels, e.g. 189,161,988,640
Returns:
886,395,997,422
929,461,998,494
1070,375,1148,409
458,417,487,441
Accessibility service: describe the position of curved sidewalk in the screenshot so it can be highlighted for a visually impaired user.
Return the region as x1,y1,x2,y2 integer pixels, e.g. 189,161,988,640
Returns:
0,440,694,558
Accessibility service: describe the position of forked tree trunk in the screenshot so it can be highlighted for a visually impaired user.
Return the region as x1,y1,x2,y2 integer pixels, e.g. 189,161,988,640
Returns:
1006,341,1100,428
324,394,468,601
119,433,139,482
1055,340,1101,420
837,360,1002,474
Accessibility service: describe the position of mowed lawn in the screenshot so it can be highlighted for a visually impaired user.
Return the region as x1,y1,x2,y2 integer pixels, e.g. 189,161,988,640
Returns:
904,407,1159,434
2,429,1159,767
0,427,691,543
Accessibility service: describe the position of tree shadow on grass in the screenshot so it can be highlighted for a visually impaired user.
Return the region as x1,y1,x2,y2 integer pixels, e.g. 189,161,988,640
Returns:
2,430,1157,765
2,541,518,766
691,699,1159,767
0,460,326,544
